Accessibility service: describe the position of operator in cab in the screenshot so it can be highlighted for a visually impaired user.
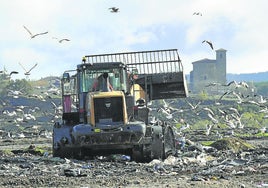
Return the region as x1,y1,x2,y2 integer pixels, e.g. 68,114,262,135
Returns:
92,72,113,92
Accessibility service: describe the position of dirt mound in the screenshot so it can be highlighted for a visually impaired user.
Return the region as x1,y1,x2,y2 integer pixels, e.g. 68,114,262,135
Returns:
211,137,255,152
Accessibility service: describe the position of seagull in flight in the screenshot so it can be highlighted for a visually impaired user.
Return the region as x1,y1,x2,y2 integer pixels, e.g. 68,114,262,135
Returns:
0,70,18,78
193,12,202,16
19,62,38,75
23,25,48,39
257,95,267,104
205,82,221,87
59,39,70,43
109,7,119,13
1,70,18,76
9,71,19,76
202,40,214,50
186,100,201,111
223,80,249,89
52,37,71,43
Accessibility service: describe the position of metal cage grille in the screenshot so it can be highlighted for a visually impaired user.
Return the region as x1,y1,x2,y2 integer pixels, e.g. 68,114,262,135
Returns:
84,49,183,74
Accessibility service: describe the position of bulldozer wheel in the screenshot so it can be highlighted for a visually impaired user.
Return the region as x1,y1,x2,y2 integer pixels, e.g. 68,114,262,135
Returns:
163,125,176,158
132,145,145,162
53,147,73,159
73,149,85,160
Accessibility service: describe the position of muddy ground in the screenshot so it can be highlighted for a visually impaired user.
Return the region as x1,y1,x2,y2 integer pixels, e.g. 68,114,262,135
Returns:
0,131,267,188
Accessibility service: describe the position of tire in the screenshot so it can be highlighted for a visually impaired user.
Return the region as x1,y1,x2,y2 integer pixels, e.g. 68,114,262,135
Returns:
53,146,73,159
151,125,164,160
163,125,176,158
132,145,149,162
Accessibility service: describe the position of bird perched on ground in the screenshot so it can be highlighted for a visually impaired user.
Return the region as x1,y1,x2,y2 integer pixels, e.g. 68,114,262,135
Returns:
202,40,214,50
19,62,38,75
23,25,48,39
109,7,119,13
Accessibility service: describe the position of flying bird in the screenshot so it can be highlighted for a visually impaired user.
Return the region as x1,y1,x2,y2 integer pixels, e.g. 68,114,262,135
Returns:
203,107,215,116
9,71,19,76
0,70,19,78
59,39,70,43
52,37,71,43
238,81,249,88
223,80,237,87
205,82,221,87
256,95,267,104
228,107,240,117
19,62,38,75
207,113,218,124
223,80,249,89
206,124,213,136
202,40,214,50
186,100,201,111
193,12,202,16
23,25,48,39
109,7,119,13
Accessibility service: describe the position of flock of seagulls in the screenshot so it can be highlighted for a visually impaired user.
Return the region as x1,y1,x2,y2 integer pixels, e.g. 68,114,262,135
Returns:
0,24,73,78
8,6,119,77
4,8,210,80
2,8,266,141
0,79,62,139
153,79,268,138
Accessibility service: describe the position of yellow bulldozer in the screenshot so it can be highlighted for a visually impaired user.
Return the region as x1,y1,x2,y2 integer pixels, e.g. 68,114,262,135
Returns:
53,49,188,162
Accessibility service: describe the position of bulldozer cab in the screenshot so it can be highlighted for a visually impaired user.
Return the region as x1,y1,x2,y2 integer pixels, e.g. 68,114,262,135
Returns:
77,65,128,93
61,63,129,124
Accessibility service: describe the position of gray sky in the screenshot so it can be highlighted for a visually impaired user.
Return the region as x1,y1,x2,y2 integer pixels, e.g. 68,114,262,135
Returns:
1,0,267,80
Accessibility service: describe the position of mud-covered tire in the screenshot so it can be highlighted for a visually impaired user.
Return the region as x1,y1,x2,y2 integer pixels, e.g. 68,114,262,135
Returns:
151,125,165,160
132,146,144,162
163,125,176,158
53,147,73,159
